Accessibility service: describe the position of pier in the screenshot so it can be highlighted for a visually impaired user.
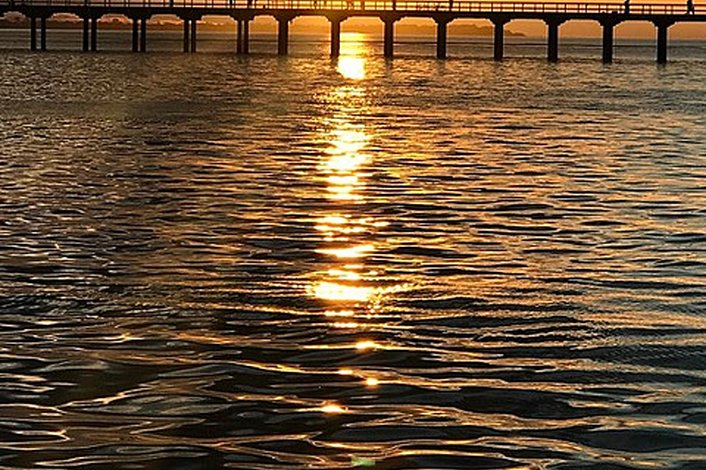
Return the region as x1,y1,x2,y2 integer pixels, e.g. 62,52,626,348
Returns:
1,0,703,62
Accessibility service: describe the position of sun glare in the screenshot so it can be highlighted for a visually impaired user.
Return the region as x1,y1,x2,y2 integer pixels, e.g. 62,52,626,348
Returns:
338,56,366,80
308,32,396,414
321,403,348,414
312,281,373,302
355,340,378,351
337,33,367,80
317,244,375,259
365,377,379,387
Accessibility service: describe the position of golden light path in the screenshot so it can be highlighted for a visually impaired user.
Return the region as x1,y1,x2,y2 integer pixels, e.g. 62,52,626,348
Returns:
307,33,394,420
336,34,367,80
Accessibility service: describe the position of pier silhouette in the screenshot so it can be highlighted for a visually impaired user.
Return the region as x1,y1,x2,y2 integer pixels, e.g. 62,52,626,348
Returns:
1,0,703,62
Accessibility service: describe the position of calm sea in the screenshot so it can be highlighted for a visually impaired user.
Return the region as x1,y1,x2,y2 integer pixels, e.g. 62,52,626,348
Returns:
1,29,705,469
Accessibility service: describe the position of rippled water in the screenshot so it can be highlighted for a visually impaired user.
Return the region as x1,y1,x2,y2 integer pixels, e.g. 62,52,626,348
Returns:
1,29,706,469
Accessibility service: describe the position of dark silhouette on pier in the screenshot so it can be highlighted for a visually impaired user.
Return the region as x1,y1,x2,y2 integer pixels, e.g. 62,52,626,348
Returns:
1,0,703,62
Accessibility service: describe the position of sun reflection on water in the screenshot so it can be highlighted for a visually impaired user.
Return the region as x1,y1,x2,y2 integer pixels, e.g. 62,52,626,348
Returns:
365,377,380,387
316,244,375,259
337,33,367,81
299,38,417,461
321,403,348,414
313,281,373,302
355,340,379,351
311,43,379,306
305,34,404,425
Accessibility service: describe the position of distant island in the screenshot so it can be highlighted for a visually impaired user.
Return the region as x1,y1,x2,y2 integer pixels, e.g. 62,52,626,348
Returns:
0,15,524,37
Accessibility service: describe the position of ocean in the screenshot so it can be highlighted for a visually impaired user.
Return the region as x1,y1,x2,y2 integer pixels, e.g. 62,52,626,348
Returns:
1,29,705,469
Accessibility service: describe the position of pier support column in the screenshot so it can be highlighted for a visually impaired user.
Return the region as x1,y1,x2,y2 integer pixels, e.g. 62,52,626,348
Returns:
82,17,89,52
30,17,37,51
277,16,291,55
90,17,97,52
40,17,47,51
140,18,147,52
492,17,508,61
545,18,562,62
655,21,671,64
600,19,616,63
190,19,197,52
236,19,243,54
183,19,190,52
383,18,396,58
330,17,342,57
131,18,138,52
435,18,448,59
242,19,250,54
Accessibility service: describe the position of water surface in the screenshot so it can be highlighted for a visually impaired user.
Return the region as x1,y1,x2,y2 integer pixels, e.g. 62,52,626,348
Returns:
1,30,706,469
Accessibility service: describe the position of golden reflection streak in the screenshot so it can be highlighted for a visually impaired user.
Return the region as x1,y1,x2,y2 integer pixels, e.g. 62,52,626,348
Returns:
314,281,373,302
365,377,380,387
355,340,379,351
328,269,361,281
324,310,355,317
321,403,348,414
316,244,375,259
307,33,407,422
337,33,367,81
337,57,366,81
310,36,380,309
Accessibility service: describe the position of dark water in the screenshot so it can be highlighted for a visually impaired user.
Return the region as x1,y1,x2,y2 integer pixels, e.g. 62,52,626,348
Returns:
1,30,706,469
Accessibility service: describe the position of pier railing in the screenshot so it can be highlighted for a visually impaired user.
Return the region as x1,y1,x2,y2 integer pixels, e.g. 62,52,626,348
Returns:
1,0,694,14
